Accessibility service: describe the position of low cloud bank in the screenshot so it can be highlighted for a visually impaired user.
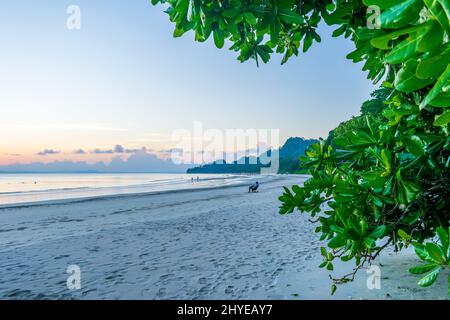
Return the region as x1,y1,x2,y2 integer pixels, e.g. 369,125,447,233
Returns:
0,149,193,173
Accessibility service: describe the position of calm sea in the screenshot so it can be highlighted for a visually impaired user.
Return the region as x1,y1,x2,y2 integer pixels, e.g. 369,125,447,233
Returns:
0,173,256,206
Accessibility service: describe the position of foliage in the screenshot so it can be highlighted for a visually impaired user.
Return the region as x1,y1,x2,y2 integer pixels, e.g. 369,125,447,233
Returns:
400,227,450,291
360,88,392,116
152,0,450,294
187,157,266,173
327,87,393,148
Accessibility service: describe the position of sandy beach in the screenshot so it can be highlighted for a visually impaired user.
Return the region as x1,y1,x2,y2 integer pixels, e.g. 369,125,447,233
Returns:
0,175,447,300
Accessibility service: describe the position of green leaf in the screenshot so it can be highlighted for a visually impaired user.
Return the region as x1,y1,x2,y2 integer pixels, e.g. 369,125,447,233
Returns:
397,179,420,204
328,234,347,249
369,225,387,239
434,110,450,126
409,264,439,274
303,33,313,52
398,229,411,241
173,27,185,38
243,12,257,26
270,20,281,44
222,8,240,18
175,0,190,19
370,24,424,50
418,267,441,287
326,3,335,11
436,227,449,256
385,33,422,64
362,170,389,188
363,0,404,10
213,29,225,49
331,284,337,295
416,52,450,80
417,22,444,52
364,237,376,248
420,63,450,109
256,45,272,63
395,60,435,93
430,92,450,107
425,243,445,264
379,0,423,29
406,135,425,156
402,211,422,224
414,243,430,261
424,0,450,34
437,0,450,20
333,25,347,37
278,9,305,25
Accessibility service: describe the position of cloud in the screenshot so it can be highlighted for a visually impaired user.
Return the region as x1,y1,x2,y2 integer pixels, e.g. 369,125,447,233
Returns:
91,148,114,154
114,144,124,153
115,144,147,154
37,149,61,156
0,149,194,173
159,148,184,154
73,149,86,154
90,145,145,155
125,147,145,154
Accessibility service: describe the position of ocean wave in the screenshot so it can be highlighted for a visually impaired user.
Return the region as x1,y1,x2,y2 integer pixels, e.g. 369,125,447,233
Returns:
0,187,91,195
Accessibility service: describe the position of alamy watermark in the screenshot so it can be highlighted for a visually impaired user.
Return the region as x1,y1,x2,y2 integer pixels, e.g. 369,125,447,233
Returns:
367,6,381,30
66,5,81,30
66,264,81,290
366,264,381,290
170,121,280,174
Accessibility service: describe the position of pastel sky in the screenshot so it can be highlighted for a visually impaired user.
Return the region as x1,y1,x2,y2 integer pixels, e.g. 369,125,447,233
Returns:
0,0,375,165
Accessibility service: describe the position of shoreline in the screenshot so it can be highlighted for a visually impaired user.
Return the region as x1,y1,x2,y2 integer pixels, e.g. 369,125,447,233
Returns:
0,174,295,209
0,176,277,210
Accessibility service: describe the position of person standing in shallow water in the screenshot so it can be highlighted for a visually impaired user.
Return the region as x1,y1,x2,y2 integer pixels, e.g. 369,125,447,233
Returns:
196,176,199,182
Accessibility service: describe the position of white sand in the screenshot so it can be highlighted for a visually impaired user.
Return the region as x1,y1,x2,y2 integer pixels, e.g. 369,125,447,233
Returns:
0,175,447,299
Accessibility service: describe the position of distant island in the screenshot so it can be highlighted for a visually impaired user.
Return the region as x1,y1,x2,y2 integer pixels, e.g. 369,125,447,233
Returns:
187,137,318,174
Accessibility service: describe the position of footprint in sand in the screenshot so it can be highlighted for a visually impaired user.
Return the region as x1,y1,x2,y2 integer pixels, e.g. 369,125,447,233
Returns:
225,285,234,294
159,274,173,281
157,287,166,298
252,283,262,290
198,277,208,284
198,286,211,295
54,254,70,260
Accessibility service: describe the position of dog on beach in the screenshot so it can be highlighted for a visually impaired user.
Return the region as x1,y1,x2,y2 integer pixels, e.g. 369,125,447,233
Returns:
248,181,259,193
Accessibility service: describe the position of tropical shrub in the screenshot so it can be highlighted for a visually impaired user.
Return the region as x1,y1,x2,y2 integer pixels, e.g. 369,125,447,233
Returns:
327,87,392,148
151,0,450,294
